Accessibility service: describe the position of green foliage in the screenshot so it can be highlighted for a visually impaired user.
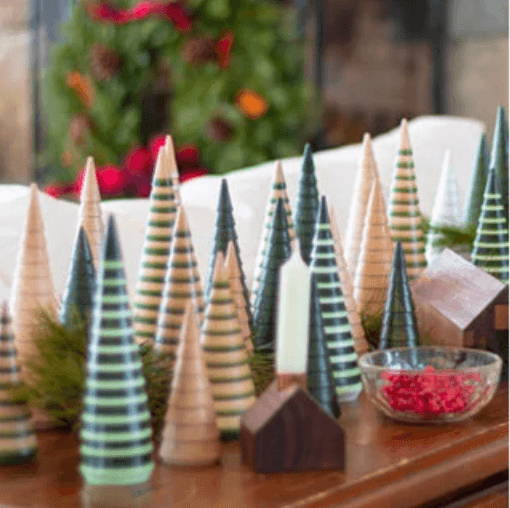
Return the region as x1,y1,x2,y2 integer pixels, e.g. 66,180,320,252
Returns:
420,215,476,249
249,350,274,395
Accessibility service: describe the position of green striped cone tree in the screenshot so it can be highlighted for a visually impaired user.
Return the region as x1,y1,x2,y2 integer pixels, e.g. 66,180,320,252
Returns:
310,196,362,401
0,302,37,465
379,242,419,349
388,119,427,280
294,143,320,265
79,215,154,486
252,198,292,351
133,146,177,345
59,226,96,328
489,106,509,214
471,168,509,284
464,133,489,227
201,253,255,438
154,206,205,364
251,161,295,306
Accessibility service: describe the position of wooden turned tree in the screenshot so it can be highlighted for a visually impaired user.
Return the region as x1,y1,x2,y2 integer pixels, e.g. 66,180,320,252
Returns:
165,135,181,205
464,133,489,228
489,106,509,214
133,146,177,345
159,304,221,466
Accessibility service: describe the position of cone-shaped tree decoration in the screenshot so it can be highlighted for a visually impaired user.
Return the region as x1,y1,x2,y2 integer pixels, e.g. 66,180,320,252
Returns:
159,304,221,466
310,196,362,401
353,179,394,316
379,242,419,349
80,216,154,486
251,161,295,305
489,106,509,213
426,151,464,264
307,275,341,418
294,143,320,265
204,179,251,326
471,168,509,284
10,184,58,367
388,119,427,279
202,254,256,438
464,133,489,227
78,156,104,270
328,204,369,355
59,226,96,328
165,135,181,205
252,198,292,351
225,242,252,352
133,147,177,345
344,133,376,277
0,302,37,465
154,206,205,364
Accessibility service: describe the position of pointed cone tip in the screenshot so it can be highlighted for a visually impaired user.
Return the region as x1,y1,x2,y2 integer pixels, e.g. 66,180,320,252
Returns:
274,160,285,184
103,215,122,261
317,195,330,224
399,118,411,150
174,206,190,232
153,145,170,180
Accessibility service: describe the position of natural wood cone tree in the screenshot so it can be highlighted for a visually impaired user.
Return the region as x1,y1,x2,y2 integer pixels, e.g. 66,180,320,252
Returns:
202,253,255,438
388,119,427,280
353,179,394,317
251,161,295,305
344,133,376,277
133,146,178,345
225,241,252,352
464,133,489,228
165,135,181,205
80,216,154,486
159,303,221,466
328,204,369,355
154,206,205,365
10,184,58,367
489,106,509,214
78,156,104,270
0,302,37,465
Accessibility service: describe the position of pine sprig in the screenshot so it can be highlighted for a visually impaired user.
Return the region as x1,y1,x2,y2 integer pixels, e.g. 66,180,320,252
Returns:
420,216,477,249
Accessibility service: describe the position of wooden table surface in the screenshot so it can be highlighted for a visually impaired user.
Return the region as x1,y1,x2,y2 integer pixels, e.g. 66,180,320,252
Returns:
0,387,507,508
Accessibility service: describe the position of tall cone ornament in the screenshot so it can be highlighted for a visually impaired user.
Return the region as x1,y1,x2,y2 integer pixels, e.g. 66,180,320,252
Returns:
489,106,509,213
79,216,154,487
165,135,181,205
388,119,427,279
159,303,221,466
0,302,37,465
464,133,489,228
251,161,295,306
133,146,177,345
202,254,255,438
344,133,376,277
328,204,369,355
10,184,57,368
310,196,362,401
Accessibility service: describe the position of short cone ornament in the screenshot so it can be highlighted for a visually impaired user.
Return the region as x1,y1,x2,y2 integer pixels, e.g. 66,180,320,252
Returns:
59,226,96,329
165,135,181,205
344,133,376,277
205,179,252,327
251,161,295,306
159,304,221,466
464,133,489,227
489,106,509,214
294,143,320,265
10,184,58,367
133,146,177,345
307,275,341,418
388,119,427,279
426,151,464,263
80,216,154,486
353,179,393,317
0,303,37,465
328,204,369,355
78,156,104,270
471,168,509,284
310,196,362,401
202,254,255,438
154,206,205,366
252,198,292,351
379,242,419,349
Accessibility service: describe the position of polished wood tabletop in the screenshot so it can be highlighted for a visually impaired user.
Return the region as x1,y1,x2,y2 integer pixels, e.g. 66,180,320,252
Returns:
0,387,507,508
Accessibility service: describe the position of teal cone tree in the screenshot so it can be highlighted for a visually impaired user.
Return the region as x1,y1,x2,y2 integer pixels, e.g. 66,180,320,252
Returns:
294,144,320,265
489,106,509,213
80,216,153,486
464,133,489,227
307,274,340,418
379,242,419,349
59,226,96,328
252,198,292,351
471,168,509,284
310,196,362,401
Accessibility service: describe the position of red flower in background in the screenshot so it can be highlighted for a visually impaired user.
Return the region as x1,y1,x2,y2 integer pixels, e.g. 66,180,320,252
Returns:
215,31,234,69
179,167,207,183
97,165,131,196
129,176,153,197
161,2,192,32
176,144,199,166
149,134,167,160
44,183,74,198
124,146,153,178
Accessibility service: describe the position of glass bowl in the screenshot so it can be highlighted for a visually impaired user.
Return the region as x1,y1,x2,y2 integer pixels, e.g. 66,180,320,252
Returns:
359,347,502,423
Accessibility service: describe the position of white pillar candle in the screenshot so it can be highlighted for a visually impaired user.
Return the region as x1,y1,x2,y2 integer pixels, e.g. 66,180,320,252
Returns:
276,246,312,375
